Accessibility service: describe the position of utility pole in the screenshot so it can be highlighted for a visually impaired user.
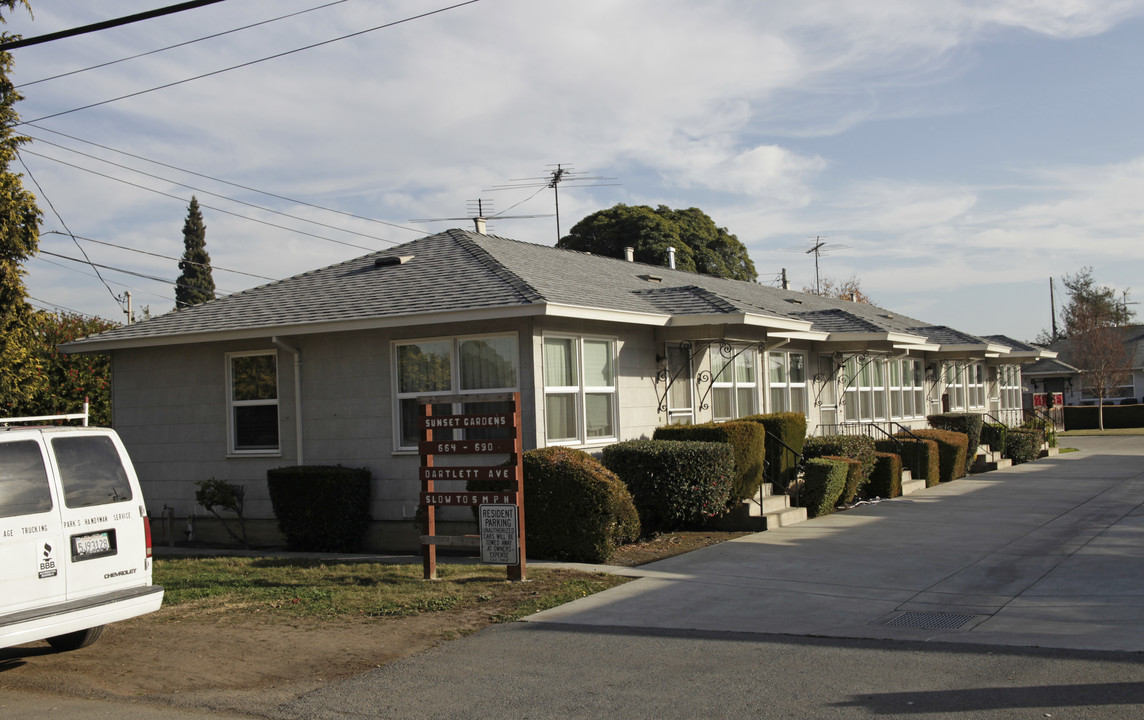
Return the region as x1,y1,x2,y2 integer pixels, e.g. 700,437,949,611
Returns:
1050,277,1057,342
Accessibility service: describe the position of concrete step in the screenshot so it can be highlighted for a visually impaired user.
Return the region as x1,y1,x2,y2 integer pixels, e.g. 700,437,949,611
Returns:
971,446,1008,473
1039,446,1059,459
758,505,808,529
901,473,926,495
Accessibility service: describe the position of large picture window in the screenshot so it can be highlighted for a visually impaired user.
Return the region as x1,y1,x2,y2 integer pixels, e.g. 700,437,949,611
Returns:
889,358,925,419
944,362,985,411
999,365,1021,410
711,346,758,420
767,351,806,414
394,335,518,450
544,336,617,445
228,352,279,453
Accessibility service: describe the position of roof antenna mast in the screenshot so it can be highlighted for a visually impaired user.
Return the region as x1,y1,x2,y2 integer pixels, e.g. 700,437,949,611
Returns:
489,164,620,243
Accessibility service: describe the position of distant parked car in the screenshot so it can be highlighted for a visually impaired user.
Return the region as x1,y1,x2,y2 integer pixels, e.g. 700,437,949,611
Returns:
1,423,163,651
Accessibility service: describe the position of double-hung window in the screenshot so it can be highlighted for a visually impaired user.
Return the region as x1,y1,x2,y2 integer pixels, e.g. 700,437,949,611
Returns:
889,358,925,419
544,336,617,444
944,362,984,411
228,351,280,453
665,344,694,425
394,335,518,450
999,365,1021,410
843,356,885,421
767,351,807,414
711,346,758,420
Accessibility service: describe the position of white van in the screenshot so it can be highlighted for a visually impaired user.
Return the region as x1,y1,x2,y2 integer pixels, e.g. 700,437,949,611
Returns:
0,424,163,651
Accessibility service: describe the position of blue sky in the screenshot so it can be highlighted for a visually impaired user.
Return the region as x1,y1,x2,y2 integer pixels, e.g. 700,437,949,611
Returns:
7,0,1144,341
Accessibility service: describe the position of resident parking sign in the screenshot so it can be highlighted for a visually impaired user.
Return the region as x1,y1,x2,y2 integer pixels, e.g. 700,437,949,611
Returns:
478,504,519,565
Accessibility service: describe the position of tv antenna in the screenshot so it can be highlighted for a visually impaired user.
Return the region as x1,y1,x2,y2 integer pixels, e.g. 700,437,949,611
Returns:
488,164,620,242
781,236,849,294
410,199,552,235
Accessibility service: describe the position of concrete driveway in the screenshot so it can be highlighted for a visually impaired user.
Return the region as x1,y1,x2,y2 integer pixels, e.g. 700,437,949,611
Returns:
529,435,1144,652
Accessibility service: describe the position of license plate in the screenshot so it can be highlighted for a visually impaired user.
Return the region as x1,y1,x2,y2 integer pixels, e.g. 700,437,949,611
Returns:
71,530,116,560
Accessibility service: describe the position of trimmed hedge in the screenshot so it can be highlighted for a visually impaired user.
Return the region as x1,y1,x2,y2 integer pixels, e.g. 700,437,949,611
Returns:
981,422,1008,457
266,465,371,552
870,451,903,498
602,440,734,533
801,458,848,518
910,429,969,483
821,455,862,505
880,436,940,487
653,421,765,505
1005,427,1043,464
927,412,984,474
740,412,807,492
803,434,876,503
469,447,639,563
1064,404,1144,431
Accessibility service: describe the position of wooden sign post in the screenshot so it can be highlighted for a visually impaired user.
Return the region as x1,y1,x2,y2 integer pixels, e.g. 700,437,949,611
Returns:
419,392,526,581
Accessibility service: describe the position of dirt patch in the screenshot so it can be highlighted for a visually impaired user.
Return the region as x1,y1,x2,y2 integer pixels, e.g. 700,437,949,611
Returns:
0,532,749,716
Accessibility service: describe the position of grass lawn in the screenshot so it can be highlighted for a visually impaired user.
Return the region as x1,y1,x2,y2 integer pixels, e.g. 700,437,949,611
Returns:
1059,427,1144,436
155,556,629,623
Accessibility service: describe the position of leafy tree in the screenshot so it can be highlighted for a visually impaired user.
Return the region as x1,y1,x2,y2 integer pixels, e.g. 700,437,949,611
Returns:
0,1,44,416
803,274,873,304
175,196,215,309
1069,302,1132,430
1038,267,1135,344
558,204,758,281
16,310,116,425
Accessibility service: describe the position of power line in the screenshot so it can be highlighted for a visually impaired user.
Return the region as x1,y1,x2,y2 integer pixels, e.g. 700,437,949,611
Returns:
27,124,422,236
19,0,483,125
31,255,177,304
38,249,237,296
18,155,124,310
20,148,379,252
24,136,401,246
17,0,350,88
27,296,111,322
1,1,230,51
42,230,276,282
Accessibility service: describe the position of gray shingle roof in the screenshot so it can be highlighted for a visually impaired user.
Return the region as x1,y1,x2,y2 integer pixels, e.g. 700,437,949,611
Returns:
62,229,1012,352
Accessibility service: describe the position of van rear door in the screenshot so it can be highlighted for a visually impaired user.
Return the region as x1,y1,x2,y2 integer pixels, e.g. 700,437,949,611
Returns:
46,432,149,600
0,435,66,615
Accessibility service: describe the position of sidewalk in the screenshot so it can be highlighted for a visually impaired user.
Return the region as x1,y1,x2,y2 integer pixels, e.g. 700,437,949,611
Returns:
527,435,1144,652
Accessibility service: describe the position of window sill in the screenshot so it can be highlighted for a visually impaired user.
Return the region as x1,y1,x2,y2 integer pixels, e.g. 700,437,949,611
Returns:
226,451,282,459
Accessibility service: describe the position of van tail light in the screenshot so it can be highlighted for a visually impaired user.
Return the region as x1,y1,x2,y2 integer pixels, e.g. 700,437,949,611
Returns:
143,514,153,559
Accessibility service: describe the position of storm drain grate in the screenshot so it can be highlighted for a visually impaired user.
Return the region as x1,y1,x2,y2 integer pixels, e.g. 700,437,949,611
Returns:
884,612,978,630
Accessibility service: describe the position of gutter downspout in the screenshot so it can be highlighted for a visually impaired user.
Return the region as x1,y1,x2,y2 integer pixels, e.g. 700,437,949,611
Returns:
272,337,303,466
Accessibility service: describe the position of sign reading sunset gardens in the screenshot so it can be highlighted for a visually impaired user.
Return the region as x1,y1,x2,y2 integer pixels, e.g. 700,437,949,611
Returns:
418,393,525,582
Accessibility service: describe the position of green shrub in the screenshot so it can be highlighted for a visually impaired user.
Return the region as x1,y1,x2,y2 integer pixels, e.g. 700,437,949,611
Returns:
803,434,876,502
740,412,807,491
602,440,734,533
1005,428,1043,464
469,447,639,563
1022,416,1057,448
821,454,863,504
879,436,940,487
653,421,765,505
981,422,1008,457
266,465,371,552
800,458,848,518
869,452,903,498
927,412,984,474
910,429,968,483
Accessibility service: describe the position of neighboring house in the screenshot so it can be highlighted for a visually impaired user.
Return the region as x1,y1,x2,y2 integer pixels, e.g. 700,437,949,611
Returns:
62,229,1055,549
1022,325,1144,406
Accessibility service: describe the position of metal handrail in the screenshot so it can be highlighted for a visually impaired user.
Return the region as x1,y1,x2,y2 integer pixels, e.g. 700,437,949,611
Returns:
887,421,925,486
764,429,804,508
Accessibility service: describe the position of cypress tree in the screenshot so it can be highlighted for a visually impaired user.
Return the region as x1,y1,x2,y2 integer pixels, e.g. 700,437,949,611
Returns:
175,196,215,309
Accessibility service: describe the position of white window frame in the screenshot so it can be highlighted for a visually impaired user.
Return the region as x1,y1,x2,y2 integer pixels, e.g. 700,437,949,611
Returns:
226,350,280,455
710,345,758,421
843,356,886,422
889,358,925,420
393,333,519,452
543,335,618,446
944,361,985,411
767,350,807,415
665,343,694,425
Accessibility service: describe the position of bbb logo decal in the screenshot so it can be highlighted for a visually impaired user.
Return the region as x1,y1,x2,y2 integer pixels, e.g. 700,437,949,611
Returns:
38,542,58,579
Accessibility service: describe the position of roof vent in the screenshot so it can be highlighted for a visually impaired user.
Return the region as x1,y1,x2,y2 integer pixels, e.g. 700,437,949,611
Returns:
638,274,663,283
375,255,414,268
785,298,803,305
